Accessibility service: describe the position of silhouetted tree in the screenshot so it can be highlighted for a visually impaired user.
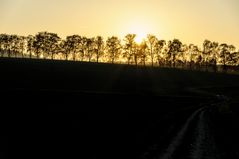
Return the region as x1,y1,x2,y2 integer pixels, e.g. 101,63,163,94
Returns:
0,35,3,57
123,34,136,65
188,44,199,69
2,31,239,71
27,35,35,58
19,36,26,57
202,39,213,69
210,42,219,71
64,35,81,61
195,52,203,69
11,35,20,57
33,32,46,58
95,36,104,63
4,35,12,57
227,45,237,65
0,34,9,57
61,39,70,60
177,44,188,67
155,40,166,66
79,37,88,61
86,38,94,62
106,36,121,64
167,39,182,67
219,43,229,70
138,40,148,66
57,40,66,60
231,50,239,66
5,34,11,57
48,33,61,60
133,44,141,66
219,44,236,70
147,34,157,66
32,32,61,60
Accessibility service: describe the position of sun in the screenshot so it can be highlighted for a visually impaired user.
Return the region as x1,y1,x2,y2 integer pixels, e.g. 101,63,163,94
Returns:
123,20,150,44
132,27,147,43
135,32,147,43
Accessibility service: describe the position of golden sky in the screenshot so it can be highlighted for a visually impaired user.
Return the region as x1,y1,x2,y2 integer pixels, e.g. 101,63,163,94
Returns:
1,0,239,48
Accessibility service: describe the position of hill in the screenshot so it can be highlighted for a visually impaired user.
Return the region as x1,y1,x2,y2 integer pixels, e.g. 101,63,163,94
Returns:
0,58,239,159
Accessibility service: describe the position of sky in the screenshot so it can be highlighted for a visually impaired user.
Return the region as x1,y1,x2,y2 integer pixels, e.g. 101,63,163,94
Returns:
0,0,239,48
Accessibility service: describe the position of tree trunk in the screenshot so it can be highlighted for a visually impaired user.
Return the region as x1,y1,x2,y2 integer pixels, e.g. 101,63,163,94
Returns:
158,58,161,67
135,57,137,66
8,49,11,57
173,55,176,68
223,61,227,72
81,52,84,61
213,64,217,72
88,53,91,62
150,46,153,67
112,53,114,64
96,51,99,63
97,54,99,63
36,51,39,59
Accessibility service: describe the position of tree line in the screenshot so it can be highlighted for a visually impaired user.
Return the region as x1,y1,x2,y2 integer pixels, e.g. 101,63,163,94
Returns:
0,32,239,70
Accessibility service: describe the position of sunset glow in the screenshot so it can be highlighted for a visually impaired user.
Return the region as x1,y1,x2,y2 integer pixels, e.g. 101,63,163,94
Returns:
0,0,239,47
127,24,148,43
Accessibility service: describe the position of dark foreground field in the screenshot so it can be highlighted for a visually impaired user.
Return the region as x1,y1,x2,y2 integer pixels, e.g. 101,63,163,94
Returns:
1,58,239,159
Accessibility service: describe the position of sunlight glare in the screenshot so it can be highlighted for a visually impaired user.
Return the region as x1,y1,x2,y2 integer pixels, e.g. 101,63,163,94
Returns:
124,20,151,44
135,32,146,44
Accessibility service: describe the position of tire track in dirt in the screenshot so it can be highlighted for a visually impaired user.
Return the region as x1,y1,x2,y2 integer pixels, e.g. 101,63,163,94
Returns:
159,107,206,159
153,96,229,159
190,108,221,159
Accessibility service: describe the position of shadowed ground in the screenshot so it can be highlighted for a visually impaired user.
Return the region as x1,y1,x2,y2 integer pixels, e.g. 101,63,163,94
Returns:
0,58,239,159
